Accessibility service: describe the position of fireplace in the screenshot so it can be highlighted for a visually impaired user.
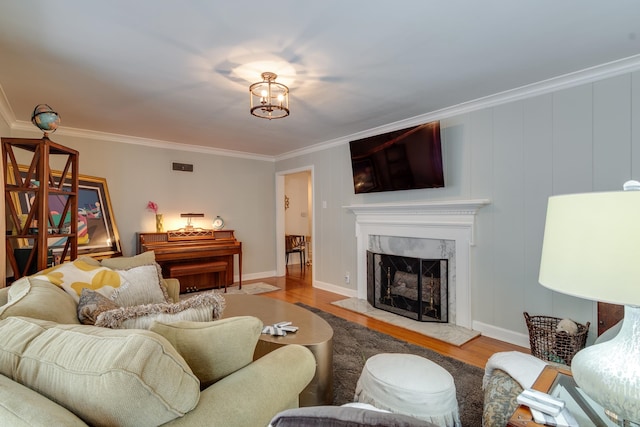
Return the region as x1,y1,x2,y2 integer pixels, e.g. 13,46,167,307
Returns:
346,199,490,329
368,251,448,322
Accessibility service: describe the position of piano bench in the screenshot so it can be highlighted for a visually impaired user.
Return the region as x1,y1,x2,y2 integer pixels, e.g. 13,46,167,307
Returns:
168,261,229,292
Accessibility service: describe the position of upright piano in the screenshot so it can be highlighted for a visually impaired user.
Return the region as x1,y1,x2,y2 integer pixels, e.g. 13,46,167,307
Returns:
137,229,241,293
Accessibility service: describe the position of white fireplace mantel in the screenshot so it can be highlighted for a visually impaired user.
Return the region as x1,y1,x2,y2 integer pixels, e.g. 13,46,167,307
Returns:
345,199,490,329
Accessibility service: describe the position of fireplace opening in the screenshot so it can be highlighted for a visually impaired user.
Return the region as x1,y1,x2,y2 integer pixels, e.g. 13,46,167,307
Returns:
367,251,448,322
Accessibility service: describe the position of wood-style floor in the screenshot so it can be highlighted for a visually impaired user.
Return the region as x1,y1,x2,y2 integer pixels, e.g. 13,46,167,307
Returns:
253,264,529,370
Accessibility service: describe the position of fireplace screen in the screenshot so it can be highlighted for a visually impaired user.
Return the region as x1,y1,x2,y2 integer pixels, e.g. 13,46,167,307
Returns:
367,251,448,322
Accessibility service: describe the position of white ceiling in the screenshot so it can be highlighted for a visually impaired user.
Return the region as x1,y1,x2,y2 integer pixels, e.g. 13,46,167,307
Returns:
1,1,640,158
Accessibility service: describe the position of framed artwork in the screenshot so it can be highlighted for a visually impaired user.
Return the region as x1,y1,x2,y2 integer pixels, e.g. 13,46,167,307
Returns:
14,165,122,258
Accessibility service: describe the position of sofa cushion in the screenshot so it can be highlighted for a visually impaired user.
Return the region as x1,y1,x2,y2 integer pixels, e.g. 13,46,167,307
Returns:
0,373,87,426
100,250,156,270
0,316,200,427
150,315,261,387
95,292,226,329
0,277,80,324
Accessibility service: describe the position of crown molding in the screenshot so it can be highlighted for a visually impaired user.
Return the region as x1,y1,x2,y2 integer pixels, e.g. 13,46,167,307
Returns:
276,54,640,161
8,120,275,162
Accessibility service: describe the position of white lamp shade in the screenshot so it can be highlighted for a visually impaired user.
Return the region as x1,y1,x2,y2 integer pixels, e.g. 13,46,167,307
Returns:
539,190,640,306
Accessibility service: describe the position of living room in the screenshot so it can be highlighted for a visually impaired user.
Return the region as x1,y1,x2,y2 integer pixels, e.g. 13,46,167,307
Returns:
1,2,640,425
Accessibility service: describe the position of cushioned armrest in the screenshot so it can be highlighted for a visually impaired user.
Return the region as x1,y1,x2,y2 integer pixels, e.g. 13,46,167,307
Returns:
0,288,8,307
150,316,262,387
163,344,316,427
162,278,180,303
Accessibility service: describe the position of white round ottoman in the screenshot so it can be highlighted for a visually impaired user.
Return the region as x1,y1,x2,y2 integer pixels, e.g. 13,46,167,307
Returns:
354,353,461,427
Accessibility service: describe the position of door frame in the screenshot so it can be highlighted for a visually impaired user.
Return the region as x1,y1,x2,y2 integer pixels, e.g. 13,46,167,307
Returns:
275,165,314,278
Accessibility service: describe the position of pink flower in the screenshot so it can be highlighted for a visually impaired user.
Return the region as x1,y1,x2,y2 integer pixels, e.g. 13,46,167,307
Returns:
146,201,158,214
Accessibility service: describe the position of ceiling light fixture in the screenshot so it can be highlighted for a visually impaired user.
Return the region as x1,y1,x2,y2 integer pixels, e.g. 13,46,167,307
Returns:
249,72,289,119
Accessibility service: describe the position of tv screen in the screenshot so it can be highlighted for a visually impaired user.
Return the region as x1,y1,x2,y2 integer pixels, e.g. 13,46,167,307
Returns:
349,121,444,194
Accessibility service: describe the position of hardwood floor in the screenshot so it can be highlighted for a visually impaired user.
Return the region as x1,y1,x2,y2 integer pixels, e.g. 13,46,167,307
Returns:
252,264,529,370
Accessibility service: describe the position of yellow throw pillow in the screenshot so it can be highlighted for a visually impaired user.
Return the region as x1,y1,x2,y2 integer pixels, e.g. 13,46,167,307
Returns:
32,259,123,302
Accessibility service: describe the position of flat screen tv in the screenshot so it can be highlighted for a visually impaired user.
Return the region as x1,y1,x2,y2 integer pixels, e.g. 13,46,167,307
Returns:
349,120,444,194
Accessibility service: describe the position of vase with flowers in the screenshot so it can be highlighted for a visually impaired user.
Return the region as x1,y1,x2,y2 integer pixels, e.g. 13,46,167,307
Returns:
147,201,163,232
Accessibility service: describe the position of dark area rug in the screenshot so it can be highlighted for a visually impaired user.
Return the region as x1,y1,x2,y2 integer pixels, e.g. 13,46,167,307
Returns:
297,303,485,427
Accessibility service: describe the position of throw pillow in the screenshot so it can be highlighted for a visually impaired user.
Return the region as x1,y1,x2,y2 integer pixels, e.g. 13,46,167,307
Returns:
77,288,120,325
95,292,225,329
101,252,169,303
108,264,167,306
32,259,123,302
0,316,199,427
150,315,261,387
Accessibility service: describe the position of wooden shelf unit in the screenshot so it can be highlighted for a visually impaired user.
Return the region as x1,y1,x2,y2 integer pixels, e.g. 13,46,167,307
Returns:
3,136,79,278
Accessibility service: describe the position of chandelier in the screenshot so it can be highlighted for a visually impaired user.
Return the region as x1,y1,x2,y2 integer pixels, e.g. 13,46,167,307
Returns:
249,72,290,119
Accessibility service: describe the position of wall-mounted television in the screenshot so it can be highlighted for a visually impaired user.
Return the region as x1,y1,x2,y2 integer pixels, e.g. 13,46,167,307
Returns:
349,120,444,194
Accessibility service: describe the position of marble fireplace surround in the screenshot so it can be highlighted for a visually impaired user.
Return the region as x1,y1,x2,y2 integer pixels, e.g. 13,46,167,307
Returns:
345,199,490,330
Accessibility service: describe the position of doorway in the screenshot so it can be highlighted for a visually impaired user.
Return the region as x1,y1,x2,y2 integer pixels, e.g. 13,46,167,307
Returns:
275,166,313,279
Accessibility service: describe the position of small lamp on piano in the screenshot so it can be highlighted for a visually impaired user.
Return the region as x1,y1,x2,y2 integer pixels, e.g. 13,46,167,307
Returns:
180,213,205,231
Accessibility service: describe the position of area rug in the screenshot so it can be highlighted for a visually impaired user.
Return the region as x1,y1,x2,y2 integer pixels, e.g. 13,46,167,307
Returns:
298,303,485,426
179,282,281,300
332,297,481,346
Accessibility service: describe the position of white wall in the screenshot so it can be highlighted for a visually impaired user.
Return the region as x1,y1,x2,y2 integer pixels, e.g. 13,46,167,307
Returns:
5,128,278,281
276,71,640,346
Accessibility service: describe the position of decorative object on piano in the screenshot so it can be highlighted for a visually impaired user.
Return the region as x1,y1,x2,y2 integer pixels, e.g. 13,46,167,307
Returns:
146,201,162,232
31,104,60,136
181,213,205,231
212,215,225,230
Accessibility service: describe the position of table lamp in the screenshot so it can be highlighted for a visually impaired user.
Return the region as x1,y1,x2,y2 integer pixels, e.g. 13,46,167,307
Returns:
538,181,640,425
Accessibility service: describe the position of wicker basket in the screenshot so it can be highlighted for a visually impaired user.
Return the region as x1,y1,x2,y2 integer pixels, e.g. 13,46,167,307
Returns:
523,312,590,366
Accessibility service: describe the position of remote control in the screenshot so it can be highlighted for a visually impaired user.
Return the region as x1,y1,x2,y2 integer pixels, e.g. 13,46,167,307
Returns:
279,325,298,332
531,408,578,427
521,389,565,409
516,392,563,416
275,321,292,327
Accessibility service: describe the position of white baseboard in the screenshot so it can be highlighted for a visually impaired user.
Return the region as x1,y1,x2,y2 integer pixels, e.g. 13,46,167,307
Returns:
313,280,358,298
472,320,531,349
236,270,276,283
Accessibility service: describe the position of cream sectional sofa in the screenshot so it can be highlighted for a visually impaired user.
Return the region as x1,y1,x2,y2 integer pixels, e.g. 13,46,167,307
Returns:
0,256,316,427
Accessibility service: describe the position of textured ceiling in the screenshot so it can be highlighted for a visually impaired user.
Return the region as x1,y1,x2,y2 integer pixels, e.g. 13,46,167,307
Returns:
1,1,639,158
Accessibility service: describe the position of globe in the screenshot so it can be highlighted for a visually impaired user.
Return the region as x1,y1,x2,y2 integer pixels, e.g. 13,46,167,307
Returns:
31,104,60,134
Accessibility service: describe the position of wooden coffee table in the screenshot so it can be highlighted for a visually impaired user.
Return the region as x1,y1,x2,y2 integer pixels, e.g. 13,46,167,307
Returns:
221,294,334,406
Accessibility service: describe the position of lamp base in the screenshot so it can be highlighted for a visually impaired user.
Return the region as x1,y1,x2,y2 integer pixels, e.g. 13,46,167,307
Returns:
605,409,640,427
571,305,640,424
